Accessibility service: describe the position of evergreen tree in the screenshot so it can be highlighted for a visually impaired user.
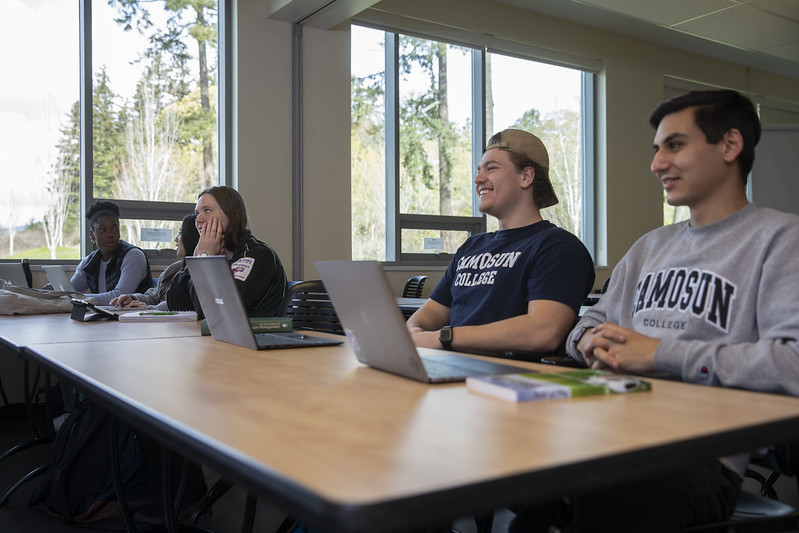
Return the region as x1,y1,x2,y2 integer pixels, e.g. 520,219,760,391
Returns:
93,67,127,198
109,0,218,185
57,101,82,189
398,37,471,252
351,70,386,260
513,107,582,237
43,101,81,258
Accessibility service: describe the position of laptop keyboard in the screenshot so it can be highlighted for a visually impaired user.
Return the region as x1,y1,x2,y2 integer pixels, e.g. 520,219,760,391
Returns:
420,357,488,378
419,353,530,379
254,332,311,347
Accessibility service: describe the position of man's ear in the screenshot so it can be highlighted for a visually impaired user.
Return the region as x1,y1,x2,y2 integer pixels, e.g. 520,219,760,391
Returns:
722,128,744,163
520,166,535,189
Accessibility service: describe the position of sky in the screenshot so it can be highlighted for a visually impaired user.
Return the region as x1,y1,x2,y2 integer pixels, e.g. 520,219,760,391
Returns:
0,0,171,227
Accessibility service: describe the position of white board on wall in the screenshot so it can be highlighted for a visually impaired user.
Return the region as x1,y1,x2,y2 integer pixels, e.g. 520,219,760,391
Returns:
751,125,799,216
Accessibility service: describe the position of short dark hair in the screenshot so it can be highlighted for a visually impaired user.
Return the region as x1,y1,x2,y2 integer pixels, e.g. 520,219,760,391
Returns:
85,200,120,226
179,214,200,257
648,89,761,184
198,186,248,250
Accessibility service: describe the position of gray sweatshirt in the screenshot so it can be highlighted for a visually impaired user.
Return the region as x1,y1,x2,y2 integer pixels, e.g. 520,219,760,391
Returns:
567,204,799,475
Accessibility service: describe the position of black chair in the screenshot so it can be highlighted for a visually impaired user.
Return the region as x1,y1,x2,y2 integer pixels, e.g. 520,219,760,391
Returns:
402,275,428,298
0,363,58,507
280,280,344,335
600,276,611,294
682,443,799,532
477,445,799,533
583,277,610,307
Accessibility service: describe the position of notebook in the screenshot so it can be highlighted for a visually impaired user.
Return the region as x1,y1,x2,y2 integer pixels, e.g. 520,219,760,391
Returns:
185,255,343,350
42,265,77,292
316,260,530,383
117,310,198,322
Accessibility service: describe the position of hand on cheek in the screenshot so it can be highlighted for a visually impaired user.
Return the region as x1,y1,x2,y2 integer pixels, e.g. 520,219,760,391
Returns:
196,217,226,255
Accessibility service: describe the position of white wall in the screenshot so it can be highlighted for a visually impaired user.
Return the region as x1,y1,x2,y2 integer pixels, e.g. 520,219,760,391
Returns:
752,125,799,216
235,2,351,281
235,5,295,272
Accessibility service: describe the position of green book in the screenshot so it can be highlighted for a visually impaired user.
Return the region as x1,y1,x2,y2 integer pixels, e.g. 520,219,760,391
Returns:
466,369,651,402
200,316,293,336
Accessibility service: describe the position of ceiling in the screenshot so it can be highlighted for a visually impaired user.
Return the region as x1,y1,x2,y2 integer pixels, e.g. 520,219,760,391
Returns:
492,0,799,80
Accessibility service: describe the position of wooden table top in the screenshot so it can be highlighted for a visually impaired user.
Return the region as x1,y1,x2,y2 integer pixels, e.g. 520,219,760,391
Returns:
0,313,202,351
24,333,799,531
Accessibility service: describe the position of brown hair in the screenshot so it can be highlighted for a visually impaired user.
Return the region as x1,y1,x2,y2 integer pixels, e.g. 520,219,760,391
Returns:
506,152,551,209
198,186,248,251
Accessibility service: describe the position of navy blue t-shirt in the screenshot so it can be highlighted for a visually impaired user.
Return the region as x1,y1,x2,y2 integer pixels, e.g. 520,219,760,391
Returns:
430,221,595,327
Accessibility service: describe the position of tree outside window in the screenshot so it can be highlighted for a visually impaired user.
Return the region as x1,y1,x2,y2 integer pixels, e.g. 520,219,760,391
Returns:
351,25,590,262
0,0,219,261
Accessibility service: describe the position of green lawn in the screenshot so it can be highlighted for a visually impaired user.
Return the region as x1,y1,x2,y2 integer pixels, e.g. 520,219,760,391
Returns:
2,246,81,260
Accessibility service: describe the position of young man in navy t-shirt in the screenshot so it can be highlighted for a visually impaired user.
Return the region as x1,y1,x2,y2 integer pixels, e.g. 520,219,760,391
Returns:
406,129,595,356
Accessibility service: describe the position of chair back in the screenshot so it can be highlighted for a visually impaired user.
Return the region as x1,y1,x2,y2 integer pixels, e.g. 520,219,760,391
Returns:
680,442,799,531
280,280,344,335
600,277,611,294
402,275,428,298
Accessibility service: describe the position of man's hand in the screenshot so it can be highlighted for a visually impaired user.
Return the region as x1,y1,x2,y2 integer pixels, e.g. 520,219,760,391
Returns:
407,326,445,350
406,299,450,349
578,322,659,373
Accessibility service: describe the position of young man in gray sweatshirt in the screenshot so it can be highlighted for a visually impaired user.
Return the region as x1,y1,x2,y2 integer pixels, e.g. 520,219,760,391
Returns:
511,90,799,531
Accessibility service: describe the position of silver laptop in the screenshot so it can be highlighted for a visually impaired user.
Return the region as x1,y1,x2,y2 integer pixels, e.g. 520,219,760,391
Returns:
185,256,343,350
0,263,28,287
316,260,530,383
43,265,77,292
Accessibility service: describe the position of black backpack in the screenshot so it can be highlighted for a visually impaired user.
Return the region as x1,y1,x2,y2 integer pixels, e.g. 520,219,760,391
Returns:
29,399,145,523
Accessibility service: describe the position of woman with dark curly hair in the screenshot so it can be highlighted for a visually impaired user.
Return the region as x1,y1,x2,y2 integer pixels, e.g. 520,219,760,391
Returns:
70,200,153,305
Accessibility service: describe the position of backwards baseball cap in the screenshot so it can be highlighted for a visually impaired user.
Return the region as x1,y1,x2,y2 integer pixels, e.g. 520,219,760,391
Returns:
485,129,559,208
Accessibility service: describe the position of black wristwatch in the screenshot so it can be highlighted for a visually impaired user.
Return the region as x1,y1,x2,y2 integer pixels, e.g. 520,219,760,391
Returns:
573,325,593,349
439,326,454,350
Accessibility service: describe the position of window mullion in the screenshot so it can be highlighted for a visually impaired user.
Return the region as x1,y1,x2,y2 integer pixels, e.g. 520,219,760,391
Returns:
471,48,486,219
79,0,93,259
385,32,400,262
581,72,596,262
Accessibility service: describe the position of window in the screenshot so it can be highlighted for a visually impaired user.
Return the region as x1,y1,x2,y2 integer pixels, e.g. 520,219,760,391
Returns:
351,25,595,264
0,0,223,261
1,2,79,259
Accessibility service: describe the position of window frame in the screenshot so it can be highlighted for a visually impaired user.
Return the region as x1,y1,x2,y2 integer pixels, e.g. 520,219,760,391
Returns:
353,21,598,266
